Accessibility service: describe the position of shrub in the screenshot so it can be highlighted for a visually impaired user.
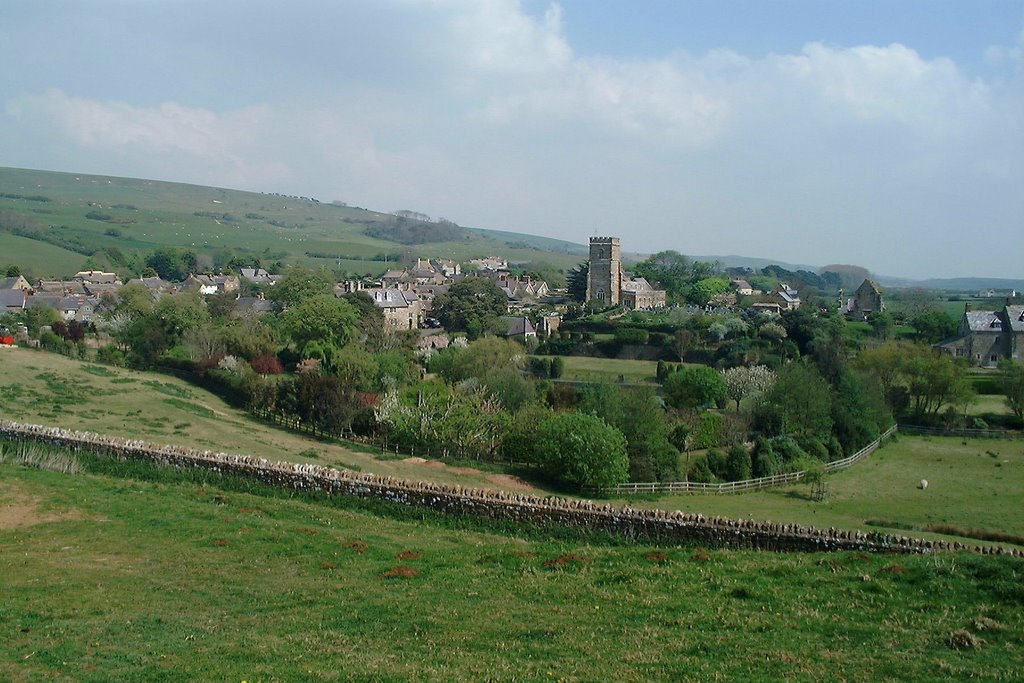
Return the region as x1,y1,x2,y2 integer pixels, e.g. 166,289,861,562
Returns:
723,444,752,481
705,449,728,480
534,412,629,489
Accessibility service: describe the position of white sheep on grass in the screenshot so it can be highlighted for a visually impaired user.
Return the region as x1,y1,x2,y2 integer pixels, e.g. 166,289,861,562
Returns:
919,479,929,490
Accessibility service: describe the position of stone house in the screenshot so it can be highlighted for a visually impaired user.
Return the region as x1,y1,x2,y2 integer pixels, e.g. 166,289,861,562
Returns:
937,304,1024,367
181,274,240,295
843,279,884,320
366,288,421,330
773,284,801,311
0,275,32,292
501,316,537,340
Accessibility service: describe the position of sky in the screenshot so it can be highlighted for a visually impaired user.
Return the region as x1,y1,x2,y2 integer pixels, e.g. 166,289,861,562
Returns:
1,0,1021,279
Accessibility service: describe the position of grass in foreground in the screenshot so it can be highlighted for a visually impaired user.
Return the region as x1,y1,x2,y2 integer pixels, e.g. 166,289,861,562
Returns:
1,458,1022,682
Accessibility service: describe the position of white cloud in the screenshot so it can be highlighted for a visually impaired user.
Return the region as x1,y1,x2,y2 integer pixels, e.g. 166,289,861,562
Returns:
1,2,1019,277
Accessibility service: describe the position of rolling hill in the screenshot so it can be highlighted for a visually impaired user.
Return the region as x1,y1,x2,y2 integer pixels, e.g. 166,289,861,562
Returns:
0,166,586,279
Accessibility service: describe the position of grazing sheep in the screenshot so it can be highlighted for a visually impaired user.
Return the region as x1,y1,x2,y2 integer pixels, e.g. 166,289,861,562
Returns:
919,479,929,490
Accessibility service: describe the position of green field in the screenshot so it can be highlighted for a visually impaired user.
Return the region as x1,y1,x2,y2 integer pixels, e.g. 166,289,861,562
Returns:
0,231,88,275
1,457,1022,681
0,347,535,493
0,166,585,279
552,355,662,384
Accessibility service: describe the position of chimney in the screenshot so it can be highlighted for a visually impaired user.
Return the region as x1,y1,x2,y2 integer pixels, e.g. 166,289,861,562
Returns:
964,302,972,312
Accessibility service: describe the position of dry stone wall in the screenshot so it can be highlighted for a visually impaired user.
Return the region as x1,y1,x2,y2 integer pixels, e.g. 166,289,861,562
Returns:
2,420,1020,558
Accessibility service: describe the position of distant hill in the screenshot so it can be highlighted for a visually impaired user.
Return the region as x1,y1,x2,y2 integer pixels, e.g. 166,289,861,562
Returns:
1,166,1017,286
0,166,585,279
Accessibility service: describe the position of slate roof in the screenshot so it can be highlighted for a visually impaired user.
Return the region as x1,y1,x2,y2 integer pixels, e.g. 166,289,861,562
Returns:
502,315,536,337
367,288,418,308
964,310,1003,333
0,289,27,309
1005,305,1024,333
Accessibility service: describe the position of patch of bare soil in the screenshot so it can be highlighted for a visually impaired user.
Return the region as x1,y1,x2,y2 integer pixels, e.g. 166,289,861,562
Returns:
380,566,419,579
401,458,542,493
343,540,369,554
543,553,591,568
0,483,88,531
486,473,537,492
396,550,422,560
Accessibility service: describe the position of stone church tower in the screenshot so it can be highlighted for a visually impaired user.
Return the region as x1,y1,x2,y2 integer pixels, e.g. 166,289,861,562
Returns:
586,236,622,305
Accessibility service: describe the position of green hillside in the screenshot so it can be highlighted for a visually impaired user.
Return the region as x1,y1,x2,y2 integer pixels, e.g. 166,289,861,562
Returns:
0,166,585,279
1,455,1021,681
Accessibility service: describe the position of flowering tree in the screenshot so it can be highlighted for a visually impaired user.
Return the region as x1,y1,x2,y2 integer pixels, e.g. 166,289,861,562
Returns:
722,365,777,412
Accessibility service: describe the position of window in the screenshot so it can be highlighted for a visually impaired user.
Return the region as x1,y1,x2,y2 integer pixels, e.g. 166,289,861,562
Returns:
597,287,605,302
992,355,999,362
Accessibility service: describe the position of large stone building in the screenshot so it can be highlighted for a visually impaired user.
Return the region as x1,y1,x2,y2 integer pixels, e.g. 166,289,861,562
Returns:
938,304,1024,367
585,236,666,310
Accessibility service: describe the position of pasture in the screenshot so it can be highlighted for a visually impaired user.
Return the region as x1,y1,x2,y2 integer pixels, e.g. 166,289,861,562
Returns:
634,435,1024,545
552,355,661,384
1,457,1021,681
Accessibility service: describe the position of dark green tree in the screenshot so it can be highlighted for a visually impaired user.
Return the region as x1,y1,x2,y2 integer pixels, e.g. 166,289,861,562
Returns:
663,366,726,410
432,277,507,338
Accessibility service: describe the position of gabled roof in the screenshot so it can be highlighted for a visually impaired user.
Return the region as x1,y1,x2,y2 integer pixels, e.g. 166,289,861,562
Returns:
0,276,30,290
620,277,658,293
502,316,536,337
964,310,1003,332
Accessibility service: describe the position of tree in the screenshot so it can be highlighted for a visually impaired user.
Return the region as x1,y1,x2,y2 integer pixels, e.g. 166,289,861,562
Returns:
899,345,973,419
910,310,957,344
764,362,833,440
145,247,197,281
266,266,333,310
432,277,507,338
869,310,895,341
5,265,21,277
999,360,1024,421
663,366,726,410
722,365,777,411
534,412,629,489
434,336,525,383
723,444,752,481
279,295,358,359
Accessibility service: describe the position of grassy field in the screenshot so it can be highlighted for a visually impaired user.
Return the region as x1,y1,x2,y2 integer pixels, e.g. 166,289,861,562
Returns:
552,355,662,384
1,457,1022,682
0,166,584,279
630,435,1024,545
0,231,87,275
0,347,533,493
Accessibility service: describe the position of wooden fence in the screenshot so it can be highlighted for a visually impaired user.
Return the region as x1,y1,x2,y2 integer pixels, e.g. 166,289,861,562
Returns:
895,424,1020,439
595,425,898,496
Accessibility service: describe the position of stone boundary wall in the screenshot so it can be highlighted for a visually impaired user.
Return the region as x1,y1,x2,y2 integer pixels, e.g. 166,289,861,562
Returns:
1,420,1020,558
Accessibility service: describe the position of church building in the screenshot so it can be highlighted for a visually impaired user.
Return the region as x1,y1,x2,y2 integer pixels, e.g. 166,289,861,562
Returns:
585,236,666,310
